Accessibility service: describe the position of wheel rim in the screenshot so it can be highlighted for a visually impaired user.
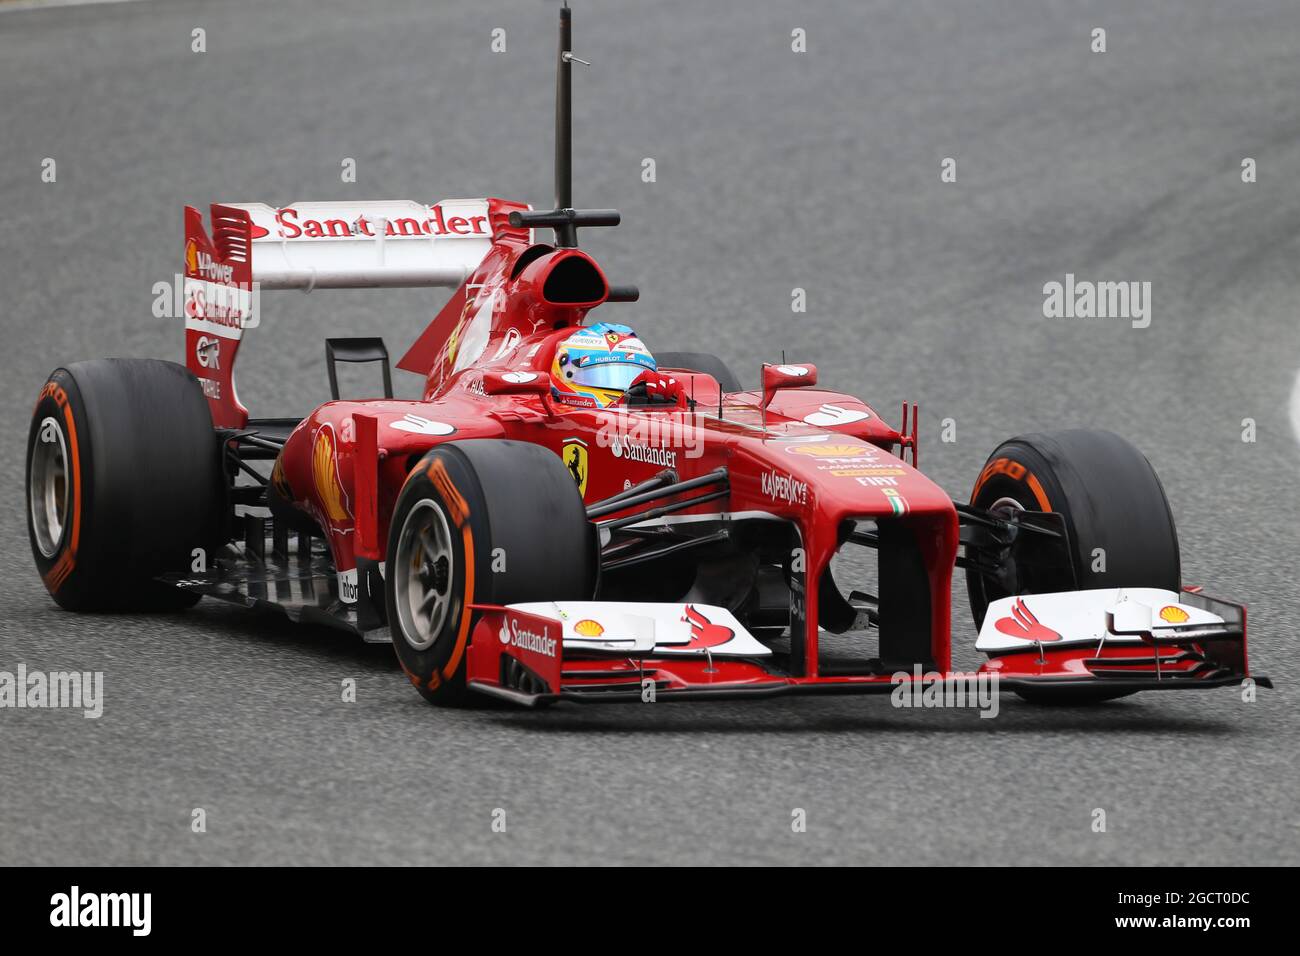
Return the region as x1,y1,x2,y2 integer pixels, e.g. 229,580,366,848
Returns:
982,493,1070,601
972,495,1029,610
30,416,69,559
394,499,455,651
989,495,1026,518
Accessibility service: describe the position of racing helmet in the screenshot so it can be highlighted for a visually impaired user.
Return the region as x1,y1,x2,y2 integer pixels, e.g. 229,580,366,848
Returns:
549,323,656,408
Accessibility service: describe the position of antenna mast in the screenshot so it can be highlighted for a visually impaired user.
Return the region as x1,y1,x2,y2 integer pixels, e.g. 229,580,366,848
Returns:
507,5,638,300
555,4,575,246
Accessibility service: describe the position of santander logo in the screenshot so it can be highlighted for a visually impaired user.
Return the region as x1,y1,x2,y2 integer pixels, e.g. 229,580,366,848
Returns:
249,205,489,241
499,616,558,658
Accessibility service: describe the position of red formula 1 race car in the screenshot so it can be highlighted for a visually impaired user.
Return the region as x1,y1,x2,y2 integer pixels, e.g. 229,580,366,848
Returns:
26,8,1266,708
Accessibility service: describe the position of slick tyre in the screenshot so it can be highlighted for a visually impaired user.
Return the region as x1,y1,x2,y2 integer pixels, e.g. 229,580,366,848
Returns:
386,440,598,707
967,428,1181,705
27,360,224,612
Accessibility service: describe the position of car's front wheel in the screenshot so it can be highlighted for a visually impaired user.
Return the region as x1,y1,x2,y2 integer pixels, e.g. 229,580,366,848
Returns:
386,440,598,706
967,428,1181,704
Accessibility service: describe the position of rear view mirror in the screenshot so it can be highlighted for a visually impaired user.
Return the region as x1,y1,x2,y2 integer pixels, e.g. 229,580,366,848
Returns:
761,362,817,408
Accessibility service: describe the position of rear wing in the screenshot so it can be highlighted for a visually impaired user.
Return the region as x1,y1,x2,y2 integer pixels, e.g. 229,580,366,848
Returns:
182,198,527,426
225,199,495,289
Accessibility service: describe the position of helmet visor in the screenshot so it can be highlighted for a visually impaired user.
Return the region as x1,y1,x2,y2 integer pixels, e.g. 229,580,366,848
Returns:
572,356,652,392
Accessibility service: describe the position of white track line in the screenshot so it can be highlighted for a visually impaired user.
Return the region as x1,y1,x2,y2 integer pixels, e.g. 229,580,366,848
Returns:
0,0,151,13
1290,368,1300,448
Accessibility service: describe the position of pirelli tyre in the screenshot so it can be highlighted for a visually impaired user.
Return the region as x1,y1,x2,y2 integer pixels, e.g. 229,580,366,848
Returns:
386,439,598,707
653,351,743,393
967,428,1181,704
27,359,224,611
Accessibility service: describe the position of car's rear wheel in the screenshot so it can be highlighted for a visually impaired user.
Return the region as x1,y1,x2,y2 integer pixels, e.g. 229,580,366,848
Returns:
967,428,1181,704
386,440,598,706
27,359,223,611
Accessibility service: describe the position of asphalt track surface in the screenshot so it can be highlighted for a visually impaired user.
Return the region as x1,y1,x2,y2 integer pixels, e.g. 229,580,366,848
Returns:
2,0,1298,866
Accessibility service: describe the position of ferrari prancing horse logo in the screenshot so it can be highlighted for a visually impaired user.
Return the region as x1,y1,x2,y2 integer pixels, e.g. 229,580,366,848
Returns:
562,438,588,497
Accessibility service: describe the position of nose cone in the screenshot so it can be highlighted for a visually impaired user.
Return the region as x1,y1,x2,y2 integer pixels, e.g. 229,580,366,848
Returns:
776,439,954,521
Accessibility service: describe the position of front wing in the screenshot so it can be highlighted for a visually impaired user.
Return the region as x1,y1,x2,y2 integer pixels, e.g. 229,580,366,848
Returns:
464,589,1269,707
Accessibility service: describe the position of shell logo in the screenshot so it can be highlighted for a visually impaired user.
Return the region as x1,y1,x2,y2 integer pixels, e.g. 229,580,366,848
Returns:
445,315,465,370
443,292,477,376
270,457,294,501
789,444,870,458
573,619,604,637
1159,605,1190,624
184,239,199,276
312,425,351,524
